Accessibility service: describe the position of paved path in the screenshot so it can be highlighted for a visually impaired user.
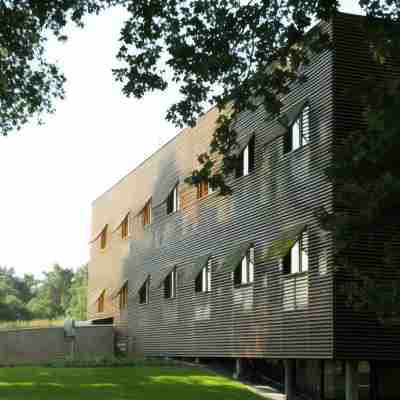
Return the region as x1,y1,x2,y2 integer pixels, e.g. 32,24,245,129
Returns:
247,384,286,400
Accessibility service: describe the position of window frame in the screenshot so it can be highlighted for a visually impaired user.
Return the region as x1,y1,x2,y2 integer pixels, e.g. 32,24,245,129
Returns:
139,279,149,305
196,180,209,199
143,199,152,226
119,284,128,309
234,246,255,287
284,105,310,154
100,227,107,250
167,184,180,214
121,214,130,239
97,291,105,313
282,232,309,275
195,258,212,293
236,136,255,178
164,267,177,299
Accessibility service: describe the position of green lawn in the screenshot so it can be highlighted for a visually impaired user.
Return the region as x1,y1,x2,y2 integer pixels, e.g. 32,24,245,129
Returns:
0,366,264,400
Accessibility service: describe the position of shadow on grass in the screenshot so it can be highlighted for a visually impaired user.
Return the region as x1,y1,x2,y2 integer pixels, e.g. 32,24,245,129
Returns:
0,366,265,400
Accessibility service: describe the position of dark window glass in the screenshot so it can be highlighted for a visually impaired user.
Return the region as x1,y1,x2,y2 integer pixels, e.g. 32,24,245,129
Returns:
248,136,255,172
282,252,291,274
164,274,171,298
164,269,176,299
167,190,174,214
139,281,148,304
284,131,292,153
195,273,202,292
234,264,242,285
235,151,244,178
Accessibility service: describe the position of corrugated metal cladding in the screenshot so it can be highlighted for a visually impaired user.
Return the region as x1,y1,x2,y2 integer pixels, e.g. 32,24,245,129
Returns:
88,13,398,361
332,13,400,361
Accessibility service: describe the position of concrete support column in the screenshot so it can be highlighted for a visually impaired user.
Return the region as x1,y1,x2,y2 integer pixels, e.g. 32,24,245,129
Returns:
345,360,359,400
194,357,200,364
284,359,296,400
319,360,325,400
369,361,378,400
233,358,241,380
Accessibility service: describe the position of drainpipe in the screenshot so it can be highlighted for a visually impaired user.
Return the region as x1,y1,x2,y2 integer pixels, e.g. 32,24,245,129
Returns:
284,359,296,400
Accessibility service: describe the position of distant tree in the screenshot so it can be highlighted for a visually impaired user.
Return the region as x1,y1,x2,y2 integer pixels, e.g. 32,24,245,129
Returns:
16,273,37,304
27,264,74,319
0,264,88,322
67,264,88,320
0,267,36,320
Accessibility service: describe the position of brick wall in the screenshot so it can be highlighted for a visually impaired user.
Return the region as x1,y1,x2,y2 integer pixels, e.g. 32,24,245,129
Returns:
0,325,114,365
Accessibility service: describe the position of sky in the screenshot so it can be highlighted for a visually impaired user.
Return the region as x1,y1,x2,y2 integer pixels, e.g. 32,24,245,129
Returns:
0,1,363,278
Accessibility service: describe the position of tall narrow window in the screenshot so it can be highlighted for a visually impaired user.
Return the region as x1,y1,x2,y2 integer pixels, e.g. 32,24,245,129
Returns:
236,136,255,177
100,227,107,250
234,246,255,286
143,199,152,226
196,181,209,199
139,279,149,304
284,105,310,153
164,268,176,299
97,291,105,313
121,214,129,239
167,184,180,214
195,258,212,293
119,284,128,309
283,232,309,274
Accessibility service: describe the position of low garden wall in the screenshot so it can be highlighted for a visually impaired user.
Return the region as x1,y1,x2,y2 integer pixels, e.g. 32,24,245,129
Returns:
0,325,114,365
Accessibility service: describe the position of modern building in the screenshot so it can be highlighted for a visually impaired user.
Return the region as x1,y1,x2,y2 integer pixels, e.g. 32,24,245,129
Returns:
88,13,399,400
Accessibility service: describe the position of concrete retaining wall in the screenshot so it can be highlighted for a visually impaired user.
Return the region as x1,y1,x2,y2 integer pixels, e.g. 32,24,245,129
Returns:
0,325,114,365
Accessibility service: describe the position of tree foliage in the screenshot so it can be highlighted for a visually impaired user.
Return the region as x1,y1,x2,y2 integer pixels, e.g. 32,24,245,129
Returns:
27,264,74,319
113,0,337,193
0,267,36,320
0,263,87,322
316,43,400,323
66,264,88,320
0,0,115,135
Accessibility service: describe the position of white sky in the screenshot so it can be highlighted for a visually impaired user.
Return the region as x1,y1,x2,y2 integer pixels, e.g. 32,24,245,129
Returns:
0,1,363,277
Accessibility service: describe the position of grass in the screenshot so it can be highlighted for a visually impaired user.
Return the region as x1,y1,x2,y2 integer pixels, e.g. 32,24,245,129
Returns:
0,366,265,400
0,320,63,330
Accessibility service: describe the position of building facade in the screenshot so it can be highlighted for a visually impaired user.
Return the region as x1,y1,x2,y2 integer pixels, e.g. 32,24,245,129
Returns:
88,13,399,400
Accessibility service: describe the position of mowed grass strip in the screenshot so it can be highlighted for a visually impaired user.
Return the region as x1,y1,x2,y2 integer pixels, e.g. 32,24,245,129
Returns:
0,366,264,400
